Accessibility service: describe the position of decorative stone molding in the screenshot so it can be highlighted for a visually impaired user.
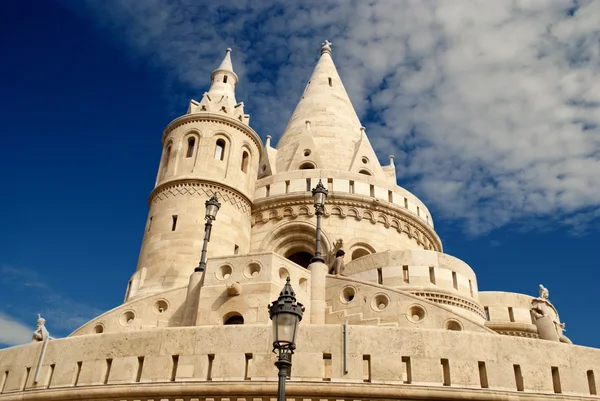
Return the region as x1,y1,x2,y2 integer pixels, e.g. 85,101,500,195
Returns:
0,381,593,401
161,113,262,153
410,291,486,319
252,197,441,251
495,330,540,339
150,180,251,216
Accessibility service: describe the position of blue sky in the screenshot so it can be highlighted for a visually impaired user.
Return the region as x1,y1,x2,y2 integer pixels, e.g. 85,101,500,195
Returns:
1,0,599,348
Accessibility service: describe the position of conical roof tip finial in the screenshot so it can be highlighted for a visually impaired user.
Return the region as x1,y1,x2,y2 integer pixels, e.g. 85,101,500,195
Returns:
279,276,296,298
321,40,332,55
214,47,235,74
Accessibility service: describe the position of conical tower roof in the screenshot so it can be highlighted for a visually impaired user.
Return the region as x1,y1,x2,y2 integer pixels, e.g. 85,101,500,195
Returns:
187,48,249,125
275,41,372,173
207,48,238,102
212,48,235,77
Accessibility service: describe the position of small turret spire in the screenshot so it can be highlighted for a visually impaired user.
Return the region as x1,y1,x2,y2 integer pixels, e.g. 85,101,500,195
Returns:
188,48,249,124
206,47,239,105
215,48,234,73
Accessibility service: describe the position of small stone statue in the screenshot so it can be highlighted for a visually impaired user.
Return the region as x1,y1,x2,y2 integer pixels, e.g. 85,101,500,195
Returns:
539,284,549,300
31,314,49,342
329,250,346,276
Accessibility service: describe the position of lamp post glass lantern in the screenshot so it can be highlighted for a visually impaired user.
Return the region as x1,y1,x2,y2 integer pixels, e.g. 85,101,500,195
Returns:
204,194,221,221
195,193,221,272
269,277,304,401
311,179,328,263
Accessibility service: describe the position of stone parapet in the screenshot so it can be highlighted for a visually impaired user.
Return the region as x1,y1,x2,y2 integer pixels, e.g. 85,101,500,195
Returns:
254,169,434,229
0,325,598,399
325,275,489,329
346,250,481,319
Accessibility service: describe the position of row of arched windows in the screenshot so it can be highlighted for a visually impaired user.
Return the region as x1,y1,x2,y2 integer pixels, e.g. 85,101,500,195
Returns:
160,135,251,180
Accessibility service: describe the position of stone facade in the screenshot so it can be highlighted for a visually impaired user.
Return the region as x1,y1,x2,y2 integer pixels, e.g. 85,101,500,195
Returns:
0,43,598,401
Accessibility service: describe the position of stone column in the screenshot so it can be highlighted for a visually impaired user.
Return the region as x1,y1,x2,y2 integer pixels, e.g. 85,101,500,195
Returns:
308,261,328,324
180,271,204,326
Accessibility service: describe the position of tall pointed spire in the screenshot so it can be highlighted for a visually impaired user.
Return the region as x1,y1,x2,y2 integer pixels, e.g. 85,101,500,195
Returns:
207,48,238,102
214,48,235,76
187,48,250,125
275,41,382,176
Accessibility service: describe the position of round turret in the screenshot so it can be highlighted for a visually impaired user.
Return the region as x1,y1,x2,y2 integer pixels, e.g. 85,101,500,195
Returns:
128,49,261,301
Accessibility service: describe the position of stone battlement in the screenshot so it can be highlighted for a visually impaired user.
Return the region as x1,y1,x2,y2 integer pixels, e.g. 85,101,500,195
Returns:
254,169,434,229
0,325,598,399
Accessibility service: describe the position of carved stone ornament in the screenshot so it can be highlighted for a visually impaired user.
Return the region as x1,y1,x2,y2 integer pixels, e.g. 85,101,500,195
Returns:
31,314,49,342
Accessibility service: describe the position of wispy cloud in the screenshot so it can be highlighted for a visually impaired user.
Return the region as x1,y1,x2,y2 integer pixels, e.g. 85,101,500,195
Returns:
0,264,103,343
68,0,600,235
0,312,31,347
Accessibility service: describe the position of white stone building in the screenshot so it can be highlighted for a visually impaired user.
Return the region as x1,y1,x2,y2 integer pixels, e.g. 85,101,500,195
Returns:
0,42,598,401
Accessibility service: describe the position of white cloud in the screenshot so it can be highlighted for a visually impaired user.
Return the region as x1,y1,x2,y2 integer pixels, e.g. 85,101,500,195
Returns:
0,312,31,347
0,264,104,337
69,0,600,235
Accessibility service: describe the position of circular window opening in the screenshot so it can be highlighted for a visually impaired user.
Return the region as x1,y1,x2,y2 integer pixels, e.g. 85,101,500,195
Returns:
299,277,308,291
303,149,312,157
351,248,370,261
299,162,315,170
279,267,290,281
407,305,426,323
358,169,371,175
361,157,369,164
341,286,356,303
285,251,313,269
371,294,390,311
224,313,244,325
119,311,135,326
216,264,233,280
445,320,463,331
94,324,104,334
244,262,261,279
154,300,169,314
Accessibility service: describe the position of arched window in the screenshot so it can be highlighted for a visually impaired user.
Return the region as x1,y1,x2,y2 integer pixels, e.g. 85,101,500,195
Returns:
215,139,226,161
351,248,370,260
358,169,371,175
224,313,244,325
164,145,172,170
285,250,314,269
186,137,195,158
299,162,315,170
241,151,249,173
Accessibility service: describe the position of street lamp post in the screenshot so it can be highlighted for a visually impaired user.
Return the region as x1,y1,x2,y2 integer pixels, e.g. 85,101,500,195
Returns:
195,193,221,272
269,277,305,401
310,179,328,264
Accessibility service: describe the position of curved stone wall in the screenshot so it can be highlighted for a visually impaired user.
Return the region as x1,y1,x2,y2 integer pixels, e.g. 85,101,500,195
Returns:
254,169,434,229
133,180,252,299
345,250,483,322
134,112,261,300
326,276,491,332
70,287,188,337
251,189,441,267
1,325,598,399
158,114,262,199
77,252,312,335
479,291,565,340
